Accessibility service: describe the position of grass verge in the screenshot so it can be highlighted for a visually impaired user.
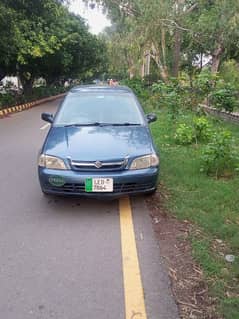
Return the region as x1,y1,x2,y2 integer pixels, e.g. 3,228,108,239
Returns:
147,107,239,319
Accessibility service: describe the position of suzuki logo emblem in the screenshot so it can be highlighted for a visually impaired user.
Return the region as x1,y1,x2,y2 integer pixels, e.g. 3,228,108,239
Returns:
94,161,102,168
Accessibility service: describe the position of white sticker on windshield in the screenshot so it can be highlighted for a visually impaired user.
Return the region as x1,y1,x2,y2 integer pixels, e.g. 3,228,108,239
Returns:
97,95,105,99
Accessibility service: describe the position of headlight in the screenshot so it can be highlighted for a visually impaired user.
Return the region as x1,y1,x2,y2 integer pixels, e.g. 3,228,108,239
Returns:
38,154,67,170
130,154,159,170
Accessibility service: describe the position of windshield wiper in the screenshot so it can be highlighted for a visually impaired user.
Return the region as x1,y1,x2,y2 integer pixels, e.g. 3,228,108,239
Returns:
110,123,141,126
64,122,141,127
64,122,103,127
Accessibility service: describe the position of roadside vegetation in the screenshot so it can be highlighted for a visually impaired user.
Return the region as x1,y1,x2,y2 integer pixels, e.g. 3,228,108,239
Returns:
151,109,239,318
124,77,239,318
0,84,70,109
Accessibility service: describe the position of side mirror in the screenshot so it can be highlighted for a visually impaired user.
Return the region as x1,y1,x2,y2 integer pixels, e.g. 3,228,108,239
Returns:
41,112,53,123
146,113,157,124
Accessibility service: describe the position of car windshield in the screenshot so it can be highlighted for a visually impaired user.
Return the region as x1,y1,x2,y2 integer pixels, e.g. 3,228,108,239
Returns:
54,92,144,126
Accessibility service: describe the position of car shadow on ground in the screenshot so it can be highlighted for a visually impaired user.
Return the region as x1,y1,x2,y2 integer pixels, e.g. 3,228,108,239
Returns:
37,193,119,218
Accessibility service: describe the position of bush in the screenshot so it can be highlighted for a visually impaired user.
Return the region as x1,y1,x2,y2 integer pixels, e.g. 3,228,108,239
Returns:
165,91,182,119
143,93,161,110
175,124,195,145
175,117,212,145
152,80,182,118
0,93,15,109
122,78,149,101
194,69,218,100
153,79,201,111
200,130,239,178
193,117,212,143
210,85,238,113
29,85,67,101
220,59,239,91
0,85,67,109
180,87,202,110
152,80,180,95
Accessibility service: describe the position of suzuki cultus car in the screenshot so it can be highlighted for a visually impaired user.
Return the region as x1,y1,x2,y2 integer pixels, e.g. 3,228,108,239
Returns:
38,85,159,198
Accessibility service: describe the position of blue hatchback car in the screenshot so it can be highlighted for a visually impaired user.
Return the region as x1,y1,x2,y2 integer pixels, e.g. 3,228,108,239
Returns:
38,85,159,197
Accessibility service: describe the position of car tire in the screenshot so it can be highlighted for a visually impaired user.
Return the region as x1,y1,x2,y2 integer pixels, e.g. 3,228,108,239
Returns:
145,188,157,196
42,189,50,196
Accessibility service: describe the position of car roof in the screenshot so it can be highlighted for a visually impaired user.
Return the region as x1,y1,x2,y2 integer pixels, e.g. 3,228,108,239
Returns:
69,85,133,94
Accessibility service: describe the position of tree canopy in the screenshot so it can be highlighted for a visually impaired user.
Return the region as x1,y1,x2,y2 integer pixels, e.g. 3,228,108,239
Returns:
84,0,239,81
1,0,238,92
0,0,107,93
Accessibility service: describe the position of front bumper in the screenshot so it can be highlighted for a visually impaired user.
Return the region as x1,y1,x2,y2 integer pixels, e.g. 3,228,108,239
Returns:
38,167,159,198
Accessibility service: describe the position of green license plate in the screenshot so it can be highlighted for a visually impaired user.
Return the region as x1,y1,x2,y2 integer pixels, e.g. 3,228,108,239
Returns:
85,178,113,192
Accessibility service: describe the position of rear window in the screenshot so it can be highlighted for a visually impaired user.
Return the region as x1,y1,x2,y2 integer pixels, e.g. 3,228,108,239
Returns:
54,92,144,125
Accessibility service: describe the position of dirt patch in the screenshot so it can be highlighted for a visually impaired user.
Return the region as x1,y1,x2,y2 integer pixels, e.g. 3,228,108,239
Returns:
146,187,220,319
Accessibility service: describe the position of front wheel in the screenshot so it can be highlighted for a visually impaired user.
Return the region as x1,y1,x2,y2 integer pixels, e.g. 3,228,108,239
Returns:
41,189,51,197
145,188,157,196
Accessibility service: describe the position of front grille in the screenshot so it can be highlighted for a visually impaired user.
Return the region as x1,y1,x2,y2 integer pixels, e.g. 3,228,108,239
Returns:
114,182,154,193
47,182,154,194
70,159,127,172
49,183,85,193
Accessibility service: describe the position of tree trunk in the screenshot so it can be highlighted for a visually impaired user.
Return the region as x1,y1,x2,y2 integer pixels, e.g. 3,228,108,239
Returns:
200,52,203,70
159,65,169,83
161,27,167,69
0,68,6,82
172,27,181,77
172,0,185,78
145,50,150,76
141,58,145,78
189,73,193,88
211,43,224,74
124,49,135,79
129,70,134,79
19,73,34,96
151,43,169,82
46,76,58,86
152,55,169,82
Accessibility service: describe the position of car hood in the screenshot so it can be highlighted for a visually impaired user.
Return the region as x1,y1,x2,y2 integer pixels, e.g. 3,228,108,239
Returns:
43,126,154,161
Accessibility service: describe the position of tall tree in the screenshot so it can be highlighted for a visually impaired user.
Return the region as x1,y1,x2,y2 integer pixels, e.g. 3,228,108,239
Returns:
0,0,107,93
84,0,197,80
86,0,239,80
184,0,239,73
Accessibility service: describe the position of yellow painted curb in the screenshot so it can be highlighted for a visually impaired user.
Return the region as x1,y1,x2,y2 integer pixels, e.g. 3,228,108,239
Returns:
0,93,66,118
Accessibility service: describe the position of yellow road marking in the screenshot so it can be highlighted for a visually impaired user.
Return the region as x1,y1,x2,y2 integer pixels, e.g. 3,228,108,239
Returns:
119,197,147,319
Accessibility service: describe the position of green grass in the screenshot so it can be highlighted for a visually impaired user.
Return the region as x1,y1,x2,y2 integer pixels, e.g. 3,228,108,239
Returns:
147,107,239,319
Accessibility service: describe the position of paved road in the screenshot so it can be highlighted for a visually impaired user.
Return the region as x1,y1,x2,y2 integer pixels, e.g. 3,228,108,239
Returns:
0,99,179,319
